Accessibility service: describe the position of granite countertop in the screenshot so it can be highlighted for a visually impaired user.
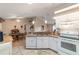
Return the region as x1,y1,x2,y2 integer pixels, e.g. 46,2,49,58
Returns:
26,35,59,38
0,35,13,44
26,32,59,38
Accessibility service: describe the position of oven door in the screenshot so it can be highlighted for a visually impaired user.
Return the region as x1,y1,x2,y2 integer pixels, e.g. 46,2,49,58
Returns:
59,38,79,55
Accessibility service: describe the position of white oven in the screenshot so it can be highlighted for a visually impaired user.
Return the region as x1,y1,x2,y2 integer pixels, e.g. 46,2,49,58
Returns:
58,31,79,55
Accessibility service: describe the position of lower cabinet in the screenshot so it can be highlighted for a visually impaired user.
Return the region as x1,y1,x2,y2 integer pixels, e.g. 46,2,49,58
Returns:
37,37,49,48
42,37,49,48
37,37,43,48
26,36,59,52
49,37,58,51
26,37,37,48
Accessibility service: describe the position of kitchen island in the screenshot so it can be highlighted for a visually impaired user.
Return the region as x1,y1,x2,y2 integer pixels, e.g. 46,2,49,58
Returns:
26,34,60,52
0,35,12,55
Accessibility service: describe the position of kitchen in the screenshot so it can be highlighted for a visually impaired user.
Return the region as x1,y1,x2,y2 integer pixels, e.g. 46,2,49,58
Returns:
0,3,79,55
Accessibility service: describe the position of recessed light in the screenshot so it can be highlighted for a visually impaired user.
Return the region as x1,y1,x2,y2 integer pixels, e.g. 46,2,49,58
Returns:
45,20,47,24
16,19,20,23
32,21,35,24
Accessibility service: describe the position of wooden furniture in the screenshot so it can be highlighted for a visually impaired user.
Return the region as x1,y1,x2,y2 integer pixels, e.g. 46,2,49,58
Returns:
10,29,19,41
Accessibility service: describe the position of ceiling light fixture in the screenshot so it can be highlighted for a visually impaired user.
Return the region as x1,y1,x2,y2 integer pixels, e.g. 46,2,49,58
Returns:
45,20,47,24
16,19,20,23
32,21,35,24
54,4,79,14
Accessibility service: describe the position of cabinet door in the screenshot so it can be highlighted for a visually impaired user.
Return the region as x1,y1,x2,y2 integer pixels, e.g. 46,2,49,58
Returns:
26,37,36,48
42,37,49,48
37,37,42,48
49,37,58,51
37,37,49,48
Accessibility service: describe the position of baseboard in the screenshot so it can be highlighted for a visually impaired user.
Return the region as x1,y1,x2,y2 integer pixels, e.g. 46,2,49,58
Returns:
25,48,58,54
25,48,49,50
49,48,58,54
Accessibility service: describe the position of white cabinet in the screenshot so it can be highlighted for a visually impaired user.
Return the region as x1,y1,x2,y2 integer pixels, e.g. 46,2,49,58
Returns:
37,37,49,48
26,37,36,48
37,37,43,48
26,36,59,52
26,37,49,48
42,37,49,48
49,37,58,51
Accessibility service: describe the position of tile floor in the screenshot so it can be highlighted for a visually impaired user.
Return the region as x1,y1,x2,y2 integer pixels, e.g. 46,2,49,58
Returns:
12,39,58,55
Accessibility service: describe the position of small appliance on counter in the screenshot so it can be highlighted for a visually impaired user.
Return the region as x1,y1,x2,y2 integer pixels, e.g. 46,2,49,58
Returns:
0,31,3,42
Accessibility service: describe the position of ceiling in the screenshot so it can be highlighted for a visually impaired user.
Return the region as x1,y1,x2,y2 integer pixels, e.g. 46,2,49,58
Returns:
0,3,75,19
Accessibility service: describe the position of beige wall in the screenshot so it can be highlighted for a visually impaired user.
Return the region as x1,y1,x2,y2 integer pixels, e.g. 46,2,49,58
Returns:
2,19,29,34
54,11,79,32
0,23,2,31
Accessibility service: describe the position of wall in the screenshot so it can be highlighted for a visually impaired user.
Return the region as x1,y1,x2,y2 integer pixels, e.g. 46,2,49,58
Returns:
0,23,2,31
54,11,79,32
2,19,29,34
